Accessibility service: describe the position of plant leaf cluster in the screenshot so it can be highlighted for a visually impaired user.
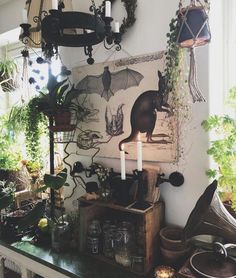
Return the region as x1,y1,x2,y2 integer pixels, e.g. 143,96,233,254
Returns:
36,168,69,192
37,76,80,116
164,16,182,95
202,90,236,210
0,114,22,171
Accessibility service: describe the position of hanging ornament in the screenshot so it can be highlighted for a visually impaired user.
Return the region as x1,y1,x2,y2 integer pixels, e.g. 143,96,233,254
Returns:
176,0,211,102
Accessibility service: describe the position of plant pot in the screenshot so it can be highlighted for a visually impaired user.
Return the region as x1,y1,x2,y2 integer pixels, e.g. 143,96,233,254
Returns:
160,226,192,268
54,110,71,126
160,246,191,269
160,226,190,251
51,221,70,252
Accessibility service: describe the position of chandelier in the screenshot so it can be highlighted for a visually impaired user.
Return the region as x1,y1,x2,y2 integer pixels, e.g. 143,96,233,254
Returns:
19,0,122,64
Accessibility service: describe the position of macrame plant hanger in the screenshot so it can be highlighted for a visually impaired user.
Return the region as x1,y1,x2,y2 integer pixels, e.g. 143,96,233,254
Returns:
176,0,211,102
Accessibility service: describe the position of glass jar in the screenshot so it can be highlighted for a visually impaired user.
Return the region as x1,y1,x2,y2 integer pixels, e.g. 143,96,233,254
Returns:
87,219,102,254
103,224,116,258
131,256,144,273
114,224,132,267
51,221,70,252
87,236,100,254
88,219,102,237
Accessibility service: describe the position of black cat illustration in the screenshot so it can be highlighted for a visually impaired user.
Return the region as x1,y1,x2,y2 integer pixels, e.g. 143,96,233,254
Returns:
119,71,172,150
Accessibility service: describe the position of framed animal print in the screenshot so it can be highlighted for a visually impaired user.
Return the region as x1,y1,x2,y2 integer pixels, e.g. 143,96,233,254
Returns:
72,51,178,163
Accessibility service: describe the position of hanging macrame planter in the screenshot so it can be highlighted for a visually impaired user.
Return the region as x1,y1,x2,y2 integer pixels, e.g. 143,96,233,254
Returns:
176,0,211,102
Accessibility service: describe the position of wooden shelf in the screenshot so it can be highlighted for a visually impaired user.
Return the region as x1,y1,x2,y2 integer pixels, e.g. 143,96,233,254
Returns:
78,197,163,215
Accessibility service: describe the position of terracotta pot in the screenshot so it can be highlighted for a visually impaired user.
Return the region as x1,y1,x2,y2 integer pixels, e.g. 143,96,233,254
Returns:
160,226,189,251
160,246,191,269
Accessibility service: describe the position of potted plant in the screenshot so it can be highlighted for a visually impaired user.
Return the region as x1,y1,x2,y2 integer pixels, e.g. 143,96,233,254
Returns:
35,168,70,251
36,74,80,129
0,57,17,92
202,87,236,214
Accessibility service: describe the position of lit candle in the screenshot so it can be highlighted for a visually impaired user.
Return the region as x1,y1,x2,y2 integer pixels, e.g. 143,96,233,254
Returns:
137,133,142,171
22,9,28,24
114,21,120,33
51,0,58,10
120,144,126,180
105,1,111,17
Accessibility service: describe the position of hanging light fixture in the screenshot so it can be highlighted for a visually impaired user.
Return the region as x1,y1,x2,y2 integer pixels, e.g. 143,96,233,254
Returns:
176,0,211,102
19,0,122,64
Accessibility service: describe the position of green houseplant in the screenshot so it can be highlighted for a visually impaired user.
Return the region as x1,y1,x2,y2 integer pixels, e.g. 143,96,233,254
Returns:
6,103,47,170
0,115,22,174
202,87,236,211
36,75,80,127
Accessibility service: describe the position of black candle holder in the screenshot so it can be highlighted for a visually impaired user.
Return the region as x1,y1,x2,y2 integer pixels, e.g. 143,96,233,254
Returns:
130,170,152,211
109,171,134,206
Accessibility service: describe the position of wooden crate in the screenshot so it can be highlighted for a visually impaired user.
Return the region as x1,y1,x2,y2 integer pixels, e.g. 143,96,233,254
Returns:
78,199,165,275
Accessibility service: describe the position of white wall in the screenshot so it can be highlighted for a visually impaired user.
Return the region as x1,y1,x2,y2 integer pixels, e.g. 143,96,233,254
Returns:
0,0,25,34
59,0,211,227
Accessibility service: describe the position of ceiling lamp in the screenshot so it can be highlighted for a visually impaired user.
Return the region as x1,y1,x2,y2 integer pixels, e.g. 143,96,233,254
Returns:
176,0,211,102
20,0,122,64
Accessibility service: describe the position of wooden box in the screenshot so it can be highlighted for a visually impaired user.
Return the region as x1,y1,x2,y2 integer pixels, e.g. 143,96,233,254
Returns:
78,199,164,275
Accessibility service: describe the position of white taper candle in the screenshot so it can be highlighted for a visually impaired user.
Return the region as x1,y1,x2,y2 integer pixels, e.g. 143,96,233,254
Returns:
120,144,126,180
52,0,58,10
105,1,111,17
114,21,120,33
22,9,28,24
137,133,142,171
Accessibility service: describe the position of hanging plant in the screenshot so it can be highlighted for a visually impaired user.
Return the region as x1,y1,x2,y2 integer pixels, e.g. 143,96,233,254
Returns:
24,97,47,165
164,16,183,95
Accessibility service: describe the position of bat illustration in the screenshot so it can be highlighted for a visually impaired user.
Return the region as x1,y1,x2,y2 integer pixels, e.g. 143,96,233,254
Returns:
76,66,144,101
105,104,124,136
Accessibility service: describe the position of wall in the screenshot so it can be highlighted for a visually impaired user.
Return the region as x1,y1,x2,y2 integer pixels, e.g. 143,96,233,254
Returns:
0,0,25,34
60,0,211,227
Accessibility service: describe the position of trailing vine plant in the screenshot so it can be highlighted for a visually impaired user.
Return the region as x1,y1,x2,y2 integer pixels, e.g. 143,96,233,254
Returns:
24,97,47,166
164,16,182,95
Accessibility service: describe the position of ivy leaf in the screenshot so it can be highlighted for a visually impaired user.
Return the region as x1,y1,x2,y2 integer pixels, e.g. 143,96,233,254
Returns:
206,169,217,178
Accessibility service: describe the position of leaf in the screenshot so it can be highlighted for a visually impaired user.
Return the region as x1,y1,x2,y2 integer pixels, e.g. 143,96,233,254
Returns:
34,185,48,193
57,84,69,104
17,201,45,231
206,169,217,178
64,86,80,106
43,168,68,190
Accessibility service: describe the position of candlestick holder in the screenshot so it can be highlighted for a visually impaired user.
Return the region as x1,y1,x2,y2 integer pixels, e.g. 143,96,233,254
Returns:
110,172,134,206
130,170,151,211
